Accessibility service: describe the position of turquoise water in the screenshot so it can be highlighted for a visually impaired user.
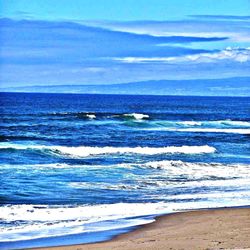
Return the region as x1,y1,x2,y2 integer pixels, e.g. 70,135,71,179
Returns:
0,93,250,249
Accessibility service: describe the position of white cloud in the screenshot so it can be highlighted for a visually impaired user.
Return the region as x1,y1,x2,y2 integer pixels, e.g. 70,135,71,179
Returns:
186,47,250,62
114,57,175,63
81,20,250,42
114,47,250,64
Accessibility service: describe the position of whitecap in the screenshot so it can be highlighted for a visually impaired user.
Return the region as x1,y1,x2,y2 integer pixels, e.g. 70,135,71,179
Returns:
0,143,216,157
86,114,96,119
143,160,250,178
122,113,149,120
144,128,250,134
49,145,216,157
217,120,250,127
177,121,202,126
1,199,250,243
0,203,168,242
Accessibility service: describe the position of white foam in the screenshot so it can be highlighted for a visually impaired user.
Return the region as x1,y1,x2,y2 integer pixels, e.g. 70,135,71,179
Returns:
1,160,250,243
177,121,202,126
50,145,216,157
215,120,250,126
86,114,96,119
1,198,250,243
4,160,250,181
69,182,140,190
123,113,149,120
0,143,216,157
145,128,250,134
153,120,250,129
163,190,250,201
9,160,247,193
0,203,168,242
144,160,250,179
126,160,250,192
177,128,250,134
0,203,163,222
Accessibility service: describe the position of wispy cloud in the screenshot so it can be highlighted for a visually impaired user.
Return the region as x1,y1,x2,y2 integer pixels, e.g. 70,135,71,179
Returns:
182,47,250,63
0,18,249,87
114,47,250,64
82,17,250,42
189,15,250,21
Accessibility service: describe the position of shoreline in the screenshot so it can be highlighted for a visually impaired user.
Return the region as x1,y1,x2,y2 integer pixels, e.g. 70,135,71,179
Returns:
33,207,250,250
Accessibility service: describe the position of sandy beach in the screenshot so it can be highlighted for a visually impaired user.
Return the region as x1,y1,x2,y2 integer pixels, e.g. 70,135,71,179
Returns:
33,207,250,250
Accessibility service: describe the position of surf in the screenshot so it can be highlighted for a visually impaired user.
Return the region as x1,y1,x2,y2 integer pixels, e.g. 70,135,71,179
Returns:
0,143,216,157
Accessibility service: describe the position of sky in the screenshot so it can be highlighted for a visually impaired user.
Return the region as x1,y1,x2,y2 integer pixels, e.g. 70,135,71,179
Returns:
0,0,250,87
2,0,250,21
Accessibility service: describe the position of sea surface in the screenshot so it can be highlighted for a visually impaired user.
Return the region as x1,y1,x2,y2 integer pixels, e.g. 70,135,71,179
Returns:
0,93,250,249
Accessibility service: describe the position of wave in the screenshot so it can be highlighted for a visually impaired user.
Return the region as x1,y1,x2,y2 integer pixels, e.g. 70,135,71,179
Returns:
143,160,250,178
0,203,162,225
3,160,250,193
77,113,96,119
48,112,150,120
177,120,250,127
0,135,43,141
123,113,149,120
3,113,249,130
215,120,250,127
1,159,250,243
3,160,249,173
174,128,250,134
0,143,216,157
145,127,250,134
1,198,250,243
8,159,250,171
5,160,250,193
112,113,149,120
153,120,250,128
120,119,250,131
177,121,202,126
44,112,151,121
0,203,164,242
1,163,77,169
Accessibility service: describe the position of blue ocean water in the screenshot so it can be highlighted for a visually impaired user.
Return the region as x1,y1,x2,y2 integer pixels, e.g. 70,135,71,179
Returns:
0,93,250,249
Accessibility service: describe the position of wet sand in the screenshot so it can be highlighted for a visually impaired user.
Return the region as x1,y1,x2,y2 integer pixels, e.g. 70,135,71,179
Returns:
34,207,250,250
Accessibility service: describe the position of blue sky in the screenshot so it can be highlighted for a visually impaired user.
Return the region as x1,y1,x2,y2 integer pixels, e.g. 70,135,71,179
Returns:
0,0,250,87
2,0,250,21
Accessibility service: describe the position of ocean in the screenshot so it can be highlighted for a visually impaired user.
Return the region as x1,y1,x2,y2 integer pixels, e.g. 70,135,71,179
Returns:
0,93,250,249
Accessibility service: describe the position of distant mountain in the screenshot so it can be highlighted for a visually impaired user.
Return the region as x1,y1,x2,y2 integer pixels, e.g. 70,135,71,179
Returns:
1,77,250,96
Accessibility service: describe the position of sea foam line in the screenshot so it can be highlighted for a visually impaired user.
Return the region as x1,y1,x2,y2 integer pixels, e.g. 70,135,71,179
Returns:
176,120,250,127
174,128,250,134
0,143,216,157
0,203,168,242
145,128,250,134
1,199,250,243
111,113,149,120
19,160,250,171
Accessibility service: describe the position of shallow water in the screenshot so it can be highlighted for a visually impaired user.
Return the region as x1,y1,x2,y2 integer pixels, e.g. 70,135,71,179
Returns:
0,93,250,249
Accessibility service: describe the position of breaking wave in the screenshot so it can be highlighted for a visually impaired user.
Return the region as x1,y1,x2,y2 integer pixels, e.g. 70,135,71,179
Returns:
0,203,165,242
1,198,249,243
1,159,249,244
176,120,250,127
0,143,216,157
177,121,202,126
76,113,96,119
149,128,250,134
123,113,149,120
143,160,250,177
112,113,149,120
216,120,250,127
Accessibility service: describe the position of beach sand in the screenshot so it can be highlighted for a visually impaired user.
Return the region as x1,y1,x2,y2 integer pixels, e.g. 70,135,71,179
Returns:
34,207,250,250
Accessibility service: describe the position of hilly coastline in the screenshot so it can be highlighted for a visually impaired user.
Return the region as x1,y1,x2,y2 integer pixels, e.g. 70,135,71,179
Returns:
2,77,250,96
